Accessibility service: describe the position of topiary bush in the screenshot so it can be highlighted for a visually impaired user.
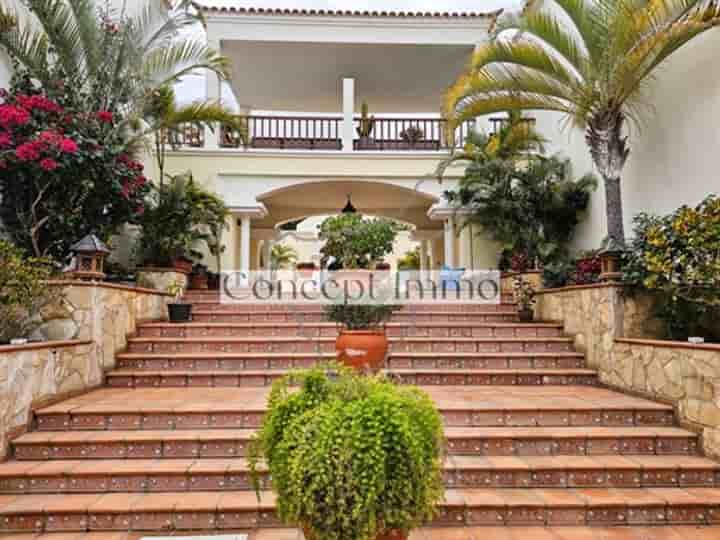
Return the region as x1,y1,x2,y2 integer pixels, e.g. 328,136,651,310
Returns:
248,364,444,540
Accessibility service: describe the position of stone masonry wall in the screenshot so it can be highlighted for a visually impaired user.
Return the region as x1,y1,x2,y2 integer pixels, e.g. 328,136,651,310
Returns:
536,283,720,458
613,339,720,459
1,281,171,459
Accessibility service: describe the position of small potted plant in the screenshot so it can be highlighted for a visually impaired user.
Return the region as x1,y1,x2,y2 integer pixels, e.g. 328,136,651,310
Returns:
513,275,537,322
248,365,444,540
323,301,400,371
399,125,424,147
166,280,192,322
356,101,376,148
189,263,209,290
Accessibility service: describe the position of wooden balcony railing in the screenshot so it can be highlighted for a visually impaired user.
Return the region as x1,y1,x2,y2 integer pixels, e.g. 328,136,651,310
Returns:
163,116,477,152
353,117,470,151
240,115,342,150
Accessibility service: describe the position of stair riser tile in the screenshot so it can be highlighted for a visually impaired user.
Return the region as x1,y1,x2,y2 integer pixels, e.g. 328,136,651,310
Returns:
138,326,563,339
387,357,585,370
191,313,518,323
33,407,675,433
107,373,598,388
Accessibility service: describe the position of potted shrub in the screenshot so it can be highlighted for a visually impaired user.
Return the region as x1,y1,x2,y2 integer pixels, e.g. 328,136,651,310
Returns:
323,301,400,371
189,263,209,290
166,280,192,322
139,172,227,274
399,125,424,147
248,365,444,540
513,275,536,322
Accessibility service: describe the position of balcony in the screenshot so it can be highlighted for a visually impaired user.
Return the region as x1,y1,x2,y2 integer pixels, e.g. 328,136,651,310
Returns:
167,115,474,153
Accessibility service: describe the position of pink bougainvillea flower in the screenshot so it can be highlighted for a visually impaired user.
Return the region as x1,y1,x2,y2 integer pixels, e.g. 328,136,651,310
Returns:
16,94,62,113
0,132,12,148
0,159,7,169
59,138,79,154
15,141,41,161
0,105,30,128
96,111,113,123
39,158,59,171
38,130,64,146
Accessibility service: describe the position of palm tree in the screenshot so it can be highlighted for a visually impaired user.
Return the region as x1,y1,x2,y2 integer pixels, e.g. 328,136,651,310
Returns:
437,110,545,179
271,244,298,270
141,85,246,183
444,0,720,245
0,0,230,120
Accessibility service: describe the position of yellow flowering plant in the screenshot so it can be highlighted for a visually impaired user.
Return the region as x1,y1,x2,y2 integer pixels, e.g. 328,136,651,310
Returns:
623,196,720,340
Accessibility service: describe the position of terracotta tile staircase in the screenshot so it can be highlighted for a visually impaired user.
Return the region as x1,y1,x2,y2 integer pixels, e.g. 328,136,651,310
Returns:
2,291,720,539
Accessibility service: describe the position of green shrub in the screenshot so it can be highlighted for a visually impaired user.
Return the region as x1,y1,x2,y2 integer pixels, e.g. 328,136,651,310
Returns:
623,196,720,341
248,365,444,540
319,214,405,269
0,240,59,343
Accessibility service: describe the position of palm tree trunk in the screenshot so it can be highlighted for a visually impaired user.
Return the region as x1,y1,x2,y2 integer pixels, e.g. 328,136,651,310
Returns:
586,110,630,245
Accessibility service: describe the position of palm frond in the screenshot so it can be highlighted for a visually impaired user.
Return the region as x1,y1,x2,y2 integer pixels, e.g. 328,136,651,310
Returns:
141,40,230,88
26,0,83,77
67,0,100,75
0,7,50,77
161,100,240,129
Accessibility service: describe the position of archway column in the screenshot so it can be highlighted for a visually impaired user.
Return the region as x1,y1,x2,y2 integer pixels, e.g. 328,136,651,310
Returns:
427,205,472,269
228,205,268,275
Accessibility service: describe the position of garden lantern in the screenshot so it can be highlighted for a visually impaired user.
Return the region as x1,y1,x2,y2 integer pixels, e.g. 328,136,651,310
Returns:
599,238,624,282
68,234,110,280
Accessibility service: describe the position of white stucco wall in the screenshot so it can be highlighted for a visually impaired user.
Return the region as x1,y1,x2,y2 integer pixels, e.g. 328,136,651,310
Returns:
0,50,11,91
533,30,720,251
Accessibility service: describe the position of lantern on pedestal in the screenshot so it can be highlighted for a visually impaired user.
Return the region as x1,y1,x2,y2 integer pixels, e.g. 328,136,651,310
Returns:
599,237,624,282
67,234,110,280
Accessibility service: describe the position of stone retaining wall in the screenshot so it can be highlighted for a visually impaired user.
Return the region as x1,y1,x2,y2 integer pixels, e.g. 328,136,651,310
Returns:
536,283,720,458
613,338,720,459
0,340,91,459
1,281,171,459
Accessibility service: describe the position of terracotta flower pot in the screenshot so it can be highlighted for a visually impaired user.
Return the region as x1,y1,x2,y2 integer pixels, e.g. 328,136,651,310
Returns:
190,273,208,290
172,258,193,274
335,329,388,371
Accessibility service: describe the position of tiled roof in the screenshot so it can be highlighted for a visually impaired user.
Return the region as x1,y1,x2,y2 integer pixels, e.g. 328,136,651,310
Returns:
195,2,502,19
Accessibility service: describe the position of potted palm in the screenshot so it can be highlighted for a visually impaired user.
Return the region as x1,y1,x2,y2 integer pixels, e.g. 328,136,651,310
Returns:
248,365,444,540
356,101,376,149
166,280,192,322
513,275,536,322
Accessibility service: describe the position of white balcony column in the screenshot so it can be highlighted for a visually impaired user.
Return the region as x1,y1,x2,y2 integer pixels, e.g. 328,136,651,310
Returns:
443,216,455,269
458,221,473,271
205,40,221,150
419,239,428,279
341,77,355,152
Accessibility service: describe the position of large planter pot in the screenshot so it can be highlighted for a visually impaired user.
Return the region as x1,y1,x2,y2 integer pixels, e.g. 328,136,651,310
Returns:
335,329,388,371
189,273,208,290
518,308,534,323
168,303,192,323
172,258,193,274
304,527,406,540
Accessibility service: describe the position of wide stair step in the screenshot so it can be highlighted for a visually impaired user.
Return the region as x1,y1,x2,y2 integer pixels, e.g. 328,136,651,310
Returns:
105,368,599,388
2,455,718,495
192,310,520,323
137,321,564,339
30,387,675,431
115,352,587,371
1,487,720,532
11,426,700,461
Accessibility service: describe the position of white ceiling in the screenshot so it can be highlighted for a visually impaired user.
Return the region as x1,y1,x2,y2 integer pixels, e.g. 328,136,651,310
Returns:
223,41,474,113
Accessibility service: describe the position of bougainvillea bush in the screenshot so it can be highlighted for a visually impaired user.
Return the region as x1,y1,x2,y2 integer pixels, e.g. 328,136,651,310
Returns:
623,196,720,341
0,72,148,259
